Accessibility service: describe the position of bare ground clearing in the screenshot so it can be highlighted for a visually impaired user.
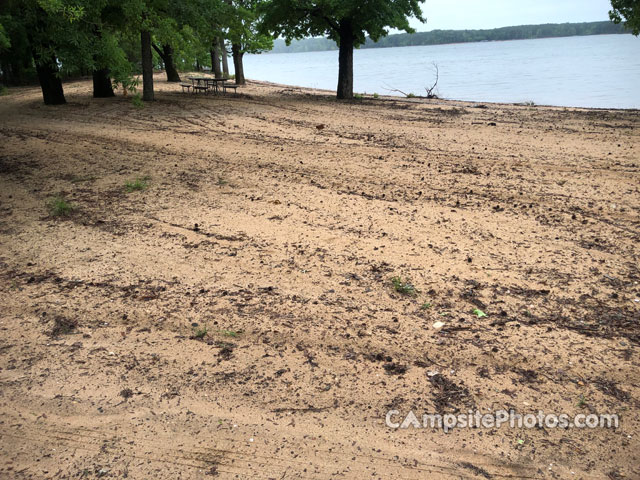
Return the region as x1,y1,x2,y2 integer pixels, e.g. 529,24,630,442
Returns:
0,75,639,479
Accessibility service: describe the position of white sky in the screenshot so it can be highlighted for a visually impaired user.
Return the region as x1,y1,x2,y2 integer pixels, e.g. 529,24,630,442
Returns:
410,0,614,31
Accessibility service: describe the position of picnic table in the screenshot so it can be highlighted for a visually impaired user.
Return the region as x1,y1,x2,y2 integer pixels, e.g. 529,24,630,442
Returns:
184,76,230,95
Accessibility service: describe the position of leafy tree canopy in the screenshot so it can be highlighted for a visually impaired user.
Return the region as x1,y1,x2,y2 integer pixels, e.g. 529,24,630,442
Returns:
261,0,425,46
610,0,640,35
0,23,10,51
226,0,273,54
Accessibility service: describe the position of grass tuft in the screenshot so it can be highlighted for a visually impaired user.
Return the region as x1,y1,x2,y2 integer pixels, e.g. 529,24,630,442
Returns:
48,197,74,217
193,325,208,339
221,329,241,338
391,277,418,296
125,177,149,192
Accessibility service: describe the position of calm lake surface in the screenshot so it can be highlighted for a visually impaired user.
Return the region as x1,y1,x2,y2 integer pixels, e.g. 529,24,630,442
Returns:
244,34,640,109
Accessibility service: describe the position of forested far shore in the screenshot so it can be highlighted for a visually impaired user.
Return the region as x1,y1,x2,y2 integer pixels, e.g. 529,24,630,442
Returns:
269,21,628,54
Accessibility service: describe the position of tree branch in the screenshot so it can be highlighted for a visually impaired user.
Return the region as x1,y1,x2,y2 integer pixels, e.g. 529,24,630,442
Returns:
152,43,165,61
321,15,340,33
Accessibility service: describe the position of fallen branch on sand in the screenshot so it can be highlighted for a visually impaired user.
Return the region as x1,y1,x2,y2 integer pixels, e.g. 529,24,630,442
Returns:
383,62,439,99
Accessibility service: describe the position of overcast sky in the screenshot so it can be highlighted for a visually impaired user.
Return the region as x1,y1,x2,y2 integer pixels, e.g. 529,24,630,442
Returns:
410,0,614,31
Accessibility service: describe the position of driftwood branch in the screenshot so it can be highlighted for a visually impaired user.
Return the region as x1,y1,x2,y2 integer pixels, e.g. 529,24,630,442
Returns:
383,63,440,99
382,84,412,97
425,62,439,99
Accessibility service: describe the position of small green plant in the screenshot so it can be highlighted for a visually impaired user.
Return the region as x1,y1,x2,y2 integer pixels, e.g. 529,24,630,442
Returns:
523,100,536,107
421,302,432,310
113,76,139,97
221,329,241,338
48,196,74,217
193,325,208,339
131,93,144,108
373,92,379,99
125,177,149,192
577,394,587,408
473,309,487,318
0,85,8,96
406,93,416,98
216,176,228,186
353,93,363,101
391,277,418,296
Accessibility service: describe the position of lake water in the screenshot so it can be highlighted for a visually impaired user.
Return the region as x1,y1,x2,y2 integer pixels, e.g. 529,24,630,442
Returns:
244,34,640,109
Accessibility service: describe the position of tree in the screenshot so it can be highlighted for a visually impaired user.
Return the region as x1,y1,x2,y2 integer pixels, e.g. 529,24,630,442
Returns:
261,0,425,99
226,0,273,85
141,27,154,100
221,38,230,77
23,1,86,105
610,0,640,35
0,12,38,86
211,37,223,78
153,43,181,81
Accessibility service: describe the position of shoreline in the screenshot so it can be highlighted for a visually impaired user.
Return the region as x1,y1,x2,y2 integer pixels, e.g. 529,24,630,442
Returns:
245,78,640,112
3,74,638,112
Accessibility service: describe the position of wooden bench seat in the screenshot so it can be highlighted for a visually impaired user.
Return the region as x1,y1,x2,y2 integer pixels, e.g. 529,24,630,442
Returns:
192,85,209,94
179,83,192,93
222,84,239,95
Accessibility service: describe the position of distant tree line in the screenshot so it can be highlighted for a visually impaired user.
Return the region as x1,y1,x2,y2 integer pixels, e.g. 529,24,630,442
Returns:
270,21,629,54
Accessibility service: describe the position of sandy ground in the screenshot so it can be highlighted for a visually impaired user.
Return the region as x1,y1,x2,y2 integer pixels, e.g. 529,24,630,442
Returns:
0,74,639,479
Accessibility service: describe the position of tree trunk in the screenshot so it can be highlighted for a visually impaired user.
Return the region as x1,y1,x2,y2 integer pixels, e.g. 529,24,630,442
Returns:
336,21,354,100
231,44,245,85
211,39,222,79
141,29,154,101
220,38,229,78
152,44,179,82
33,51,66,105
28,8,66,105
162,45,180,82
92,68,114,98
